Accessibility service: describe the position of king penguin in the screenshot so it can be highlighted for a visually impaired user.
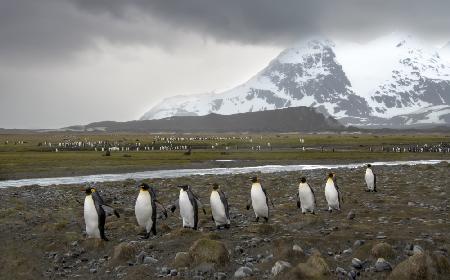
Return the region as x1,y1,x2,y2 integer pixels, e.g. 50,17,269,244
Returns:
83,186,120,241
297,177,316,214
246,176,274,222
135,183,167,239
324,173,342,212
209,183,230,229
365,164,377,192
170,185,206,230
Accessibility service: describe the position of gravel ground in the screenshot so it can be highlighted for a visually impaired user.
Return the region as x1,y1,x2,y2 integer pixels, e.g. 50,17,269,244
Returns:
0,162,449,279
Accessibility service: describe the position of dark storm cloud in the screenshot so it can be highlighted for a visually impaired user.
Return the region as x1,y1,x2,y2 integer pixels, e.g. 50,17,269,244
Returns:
1,0,449,65
71,0,450,43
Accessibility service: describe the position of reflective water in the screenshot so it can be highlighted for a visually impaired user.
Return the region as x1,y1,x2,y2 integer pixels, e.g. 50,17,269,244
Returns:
0,159,448,188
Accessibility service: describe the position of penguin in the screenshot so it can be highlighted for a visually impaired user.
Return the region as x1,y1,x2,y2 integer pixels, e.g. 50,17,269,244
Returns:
365,164,377,192
324,173,342,212
135,183,168,239
297,177,316,214
246,176,274,222
209,183,230,229
170,185,206,230
83,186,119,241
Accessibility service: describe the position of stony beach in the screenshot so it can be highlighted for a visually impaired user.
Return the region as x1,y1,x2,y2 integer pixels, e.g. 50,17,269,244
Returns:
0,162,449,279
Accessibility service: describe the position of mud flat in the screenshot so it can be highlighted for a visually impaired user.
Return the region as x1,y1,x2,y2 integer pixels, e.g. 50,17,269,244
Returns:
0,162,449,279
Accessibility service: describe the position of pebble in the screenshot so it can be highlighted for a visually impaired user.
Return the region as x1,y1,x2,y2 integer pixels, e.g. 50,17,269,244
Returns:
271,260,292,276
347,210,356,220
234,266,253,278
343,248,352,255
354,240,365,247
413,245,424,254
136,251,145,264
351,258,363,269
170,269,178,276
215,272,227,280
161,267,170,275
335,267,347,275
375,258,392,272
89,268,97,274
293,244,303,253
143,256,158,264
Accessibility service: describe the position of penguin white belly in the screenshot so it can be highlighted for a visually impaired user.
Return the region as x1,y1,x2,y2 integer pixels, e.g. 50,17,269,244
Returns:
251,184,268,218
325,182,340,210
179,191,195,228
210,191,227,225
135,191,153,232
84,196,100,238
365,170,375,190
299,186,315,212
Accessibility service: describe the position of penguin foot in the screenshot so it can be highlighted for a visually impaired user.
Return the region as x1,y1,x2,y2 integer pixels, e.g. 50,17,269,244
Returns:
328,209,332,213
263,217,269,223
311,211,316,215
302,212,306,215
224,224,230,229
254,217,260,222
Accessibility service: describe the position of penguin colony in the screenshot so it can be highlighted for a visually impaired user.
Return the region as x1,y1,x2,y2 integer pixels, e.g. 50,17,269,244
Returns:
83,164,377,240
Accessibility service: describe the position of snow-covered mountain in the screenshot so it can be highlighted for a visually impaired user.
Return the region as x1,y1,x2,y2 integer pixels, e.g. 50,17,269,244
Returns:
142,34,450,128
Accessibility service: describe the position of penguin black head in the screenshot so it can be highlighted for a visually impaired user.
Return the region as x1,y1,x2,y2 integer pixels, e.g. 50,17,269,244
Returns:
84,187,96,195
250,176,258,183
328,173,334,178
300,177,307,183
212,183,219,190
139,183,150,191
178,185,189,191
367,164,372,168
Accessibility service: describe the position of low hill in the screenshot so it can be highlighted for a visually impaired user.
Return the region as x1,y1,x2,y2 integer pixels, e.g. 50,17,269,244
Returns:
66,106,344,133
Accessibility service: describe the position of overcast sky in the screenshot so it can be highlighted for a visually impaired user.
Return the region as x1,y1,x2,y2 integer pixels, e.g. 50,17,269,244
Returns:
1,0,449,128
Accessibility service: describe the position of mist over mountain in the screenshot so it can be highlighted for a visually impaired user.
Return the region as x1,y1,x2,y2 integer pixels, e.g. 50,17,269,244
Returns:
142,33,450,128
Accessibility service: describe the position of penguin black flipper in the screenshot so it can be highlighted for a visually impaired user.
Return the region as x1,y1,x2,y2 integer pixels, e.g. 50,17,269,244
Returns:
192,191,206,215
374,173,377,191
261,185,275,208
218,190,230,220
92,194,108,241
187,189,199,230
309,183,317,206
296,193,300,208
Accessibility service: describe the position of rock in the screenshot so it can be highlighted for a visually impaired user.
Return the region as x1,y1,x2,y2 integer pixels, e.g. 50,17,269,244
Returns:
89,268,97,274
234,266,253,278
112,243,137,263
375,258,392,272
215,272,227,280
293,244,304,253
335,267,346,275
189,239,229,266
170,269,178,276
261,254,273,263
173,252,190,268
194,262,215,274
347,270,359,279
347,210,355,220
192,276,205,280
388,252,438,280
160,266,170,275
343,248,353,255
290,252,330,279
354,240,365,247
135,251,145,264
271,260,292,276
408,202,415,206
234,246,244,254
413,245,424,254
143,256,158,264
371,242,395,259
351,258,363,269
